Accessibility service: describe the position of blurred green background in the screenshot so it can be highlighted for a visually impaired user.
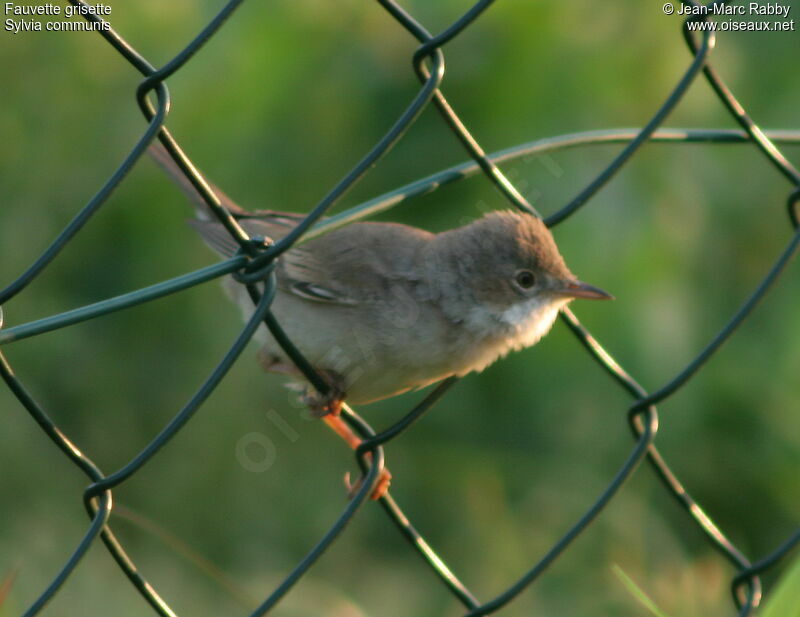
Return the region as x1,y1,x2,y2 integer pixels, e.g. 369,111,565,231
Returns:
1,1,799,616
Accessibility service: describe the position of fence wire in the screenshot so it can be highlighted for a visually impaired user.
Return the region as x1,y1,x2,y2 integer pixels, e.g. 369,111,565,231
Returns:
1,0,799,616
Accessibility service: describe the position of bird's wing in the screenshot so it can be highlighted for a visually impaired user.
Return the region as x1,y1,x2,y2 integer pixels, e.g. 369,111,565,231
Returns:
149,143,433,306
279,222,434,306
189,216,355,307
192,218,434,307
150,142,353,303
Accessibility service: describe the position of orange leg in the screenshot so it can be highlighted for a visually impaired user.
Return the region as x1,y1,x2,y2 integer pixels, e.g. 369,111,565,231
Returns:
322,413,392,500
269,360,392,500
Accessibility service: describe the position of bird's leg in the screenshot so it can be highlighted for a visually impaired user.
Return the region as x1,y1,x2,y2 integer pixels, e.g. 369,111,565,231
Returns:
309,371,391,500
292,368,347,418
321,410,392,501
310,379,391,500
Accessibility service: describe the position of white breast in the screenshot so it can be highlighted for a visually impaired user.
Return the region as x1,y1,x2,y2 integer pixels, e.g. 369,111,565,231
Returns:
499,296,566,350
458,296,567,374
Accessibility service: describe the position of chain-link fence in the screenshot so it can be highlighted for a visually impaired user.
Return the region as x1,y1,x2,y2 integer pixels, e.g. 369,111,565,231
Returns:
1,1,799,616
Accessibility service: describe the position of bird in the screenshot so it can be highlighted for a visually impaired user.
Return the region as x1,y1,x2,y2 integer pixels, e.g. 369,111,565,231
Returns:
150,143,612,497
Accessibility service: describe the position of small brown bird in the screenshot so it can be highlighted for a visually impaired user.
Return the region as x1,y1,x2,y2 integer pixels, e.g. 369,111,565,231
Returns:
151,144,612,497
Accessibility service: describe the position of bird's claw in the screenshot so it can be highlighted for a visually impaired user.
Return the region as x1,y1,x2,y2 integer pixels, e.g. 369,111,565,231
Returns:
285,381,345,417
284,369,346,417
344,467,392,500
305,391,344,417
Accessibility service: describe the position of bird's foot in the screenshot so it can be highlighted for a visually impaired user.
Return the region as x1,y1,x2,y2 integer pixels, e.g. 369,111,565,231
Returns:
344,466,392,501
283,369,346,417
273,362,388,500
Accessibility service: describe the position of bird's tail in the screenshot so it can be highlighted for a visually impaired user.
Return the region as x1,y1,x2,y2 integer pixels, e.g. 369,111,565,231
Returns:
149,140,309,258
147,141,250,220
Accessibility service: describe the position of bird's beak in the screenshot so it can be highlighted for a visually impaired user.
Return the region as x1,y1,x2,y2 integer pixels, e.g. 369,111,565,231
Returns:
556,279,614,300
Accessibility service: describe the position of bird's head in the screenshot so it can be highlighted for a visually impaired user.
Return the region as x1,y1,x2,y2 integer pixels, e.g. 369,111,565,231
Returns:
436,210,612,345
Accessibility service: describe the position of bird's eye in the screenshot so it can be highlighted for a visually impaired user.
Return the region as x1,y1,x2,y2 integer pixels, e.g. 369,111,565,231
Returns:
514,270,537,289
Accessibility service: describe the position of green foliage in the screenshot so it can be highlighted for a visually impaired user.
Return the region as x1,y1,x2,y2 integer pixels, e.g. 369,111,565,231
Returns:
613,564,672,617
760,553,800,617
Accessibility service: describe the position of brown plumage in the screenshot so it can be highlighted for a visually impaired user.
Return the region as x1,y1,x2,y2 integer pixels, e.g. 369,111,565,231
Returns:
150,144,612,404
